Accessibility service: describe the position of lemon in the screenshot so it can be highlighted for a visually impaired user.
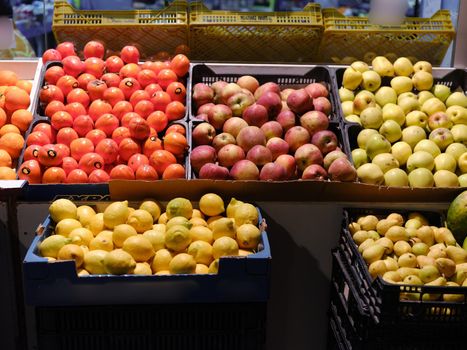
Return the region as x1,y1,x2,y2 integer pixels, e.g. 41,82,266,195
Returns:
80,245,90,255
190,217,208,227
49,199,77,222
103,201,130,229
158,213,168,224
207,215,223,225
84,250,108,274
78,269,90,276
89,235,113,252
166,216,192,230
88,213,105,236
127,209,153,233
236,224,261,249
199,193,225,216
169,253,196,274
104,249,136,275
195,264,209,274
187,240,213,265
96,230,113,240
76,205,96,227
210,218,236,240
166,198,193,219
226,198,244,218
165,225,192,252
208,259,219,273
212,237,239,259
39,235,71,258
57,244,84,268
134,262,152,275
192,209,204,219
122,235,155,262
112,224,137,248
151,249,173,272
55,219,82,237
189,226,213,244
143,227,165,252
68,227,94,246
238,249,254,256
234,203,258,226
139,200,161,222
155,270,170,275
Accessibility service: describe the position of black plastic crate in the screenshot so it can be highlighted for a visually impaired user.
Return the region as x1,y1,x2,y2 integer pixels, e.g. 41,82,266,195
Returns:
36,303,266,350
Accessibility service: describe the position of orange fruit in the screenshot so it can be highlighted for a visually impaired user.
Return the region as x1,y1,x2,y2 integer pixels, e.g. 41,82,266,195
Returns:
0,167,16,180
0,132,24,158
0,149,12,167
5,88,30,111
0,108,6,128
0,124,21,136
0,70,18,86
10,109,33,133
162,163,185,179
16,80,32,94
165,101,186,121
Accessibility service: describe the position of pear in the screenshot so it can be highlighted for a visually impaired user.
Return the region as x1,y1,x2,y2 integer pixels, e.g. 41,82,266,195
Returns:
372,56,394,77
369,260,388,279
394,240,412,256
339,87,355,102
434,227,456,246
376,219,399,236
393,57,413,77
368,230,380,240
398,267,420,279
412,242,429,256
406,227,417,239
375,237,394,254
446,92,467,108
422,277,446,301
443,282,464,302
342,101,355,116
357,215,378,231
416,226,435,246
405,218,422,230
383,271,401,283
362,244,386,264
391,76,413,95
361,70,381,92
398,253,417,268
386,213,404,226
427,247,447,259
418,91,436,106
455,263,467,273
352,230,369,245
435,258,456,278
430,243,447,251
416,255,435,268
385,226,409,242
358,238,376,253
412,71,434,91
343,67,363,90
432,84,451,102
384,257,399,271
351,61,369,73
403,274,423,285
451,270,467,285
419,265,440,283
348,222,361,234
445,246,467,264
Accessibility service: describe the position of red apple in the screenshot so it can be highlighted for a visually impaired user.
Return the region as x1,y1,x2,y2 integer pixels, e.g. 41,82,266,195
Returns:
284,126,311,152
230,160,259,180
237,75,259,94
197,103,215,116
243,103,268,127
260,162,287,181
195,113,209,122
275,154,297,179
305,83,329,99
212,132,236,152
208,104,232,129
237,126,266,152
227,91,255,117
190,145,217,172
223,117,248,138
323,150,347,170
302,164,327,180
254,82,281,100
261,121,283,140
328,158,357,182
199,163,230,179
311,130,338,155
220,83,242,104
257,91,282,118
313,97,332,116
211,81,228,103
300,111,329,136
193,83,214,107
218,144,245,168
294,143,324,171
276,110,296,131
246,145,273,167
266,137,289,160
280,88,295,101
287,89,314,115
192,122,216,146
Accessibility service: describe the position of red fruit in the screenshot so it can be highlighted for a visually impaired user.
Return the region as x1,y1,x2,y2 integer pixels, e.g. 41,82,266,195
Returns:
56,75,79,97
143,135,163,157
85,129,107,147
18,159,42,183
147,111,168,132
70,138,94,160
83,40,105,59
119,77,141,99
66,169,88,183
77,73,96,90
165,100,186,121
162,163,185,179
62,156,78,175
137,69,157,88
121,112,139,128
105,56,124,73
42,167,67,183
151,91,171,111
42,49,62,63
51,111,73,130
129,90,150,107
88,99,112,122
134,100,154,119
165,123,186,136
157,69,177,90
45,66,65,85
110,164,135,180
37,144,63,167
33,123,56,142
112,101,133,120
149,149,176,176
111,127,131,145
64,102,86,120
95,113,119,137
144,83,162,96
44,100,65,118
163,132,187,157
62,56,85,77
170,54,190,77
103,87,125,107
79,152,105,174
135,164,158,180
24,144,40,161
84,57,105,78
72,115,94,137
128,153,149,172
166,82,186,103
120,63,141,79
142,61,165,75
55,143,70,158
120,46,140,64
27,131,50,146
95,138,119,164
101,73,121,88
119,138,141,161
67,88,90,108
56,42,76,58
87,79,107,101
128,116,150,140
56,127,79,146
88,169,110,183
40,85,64,104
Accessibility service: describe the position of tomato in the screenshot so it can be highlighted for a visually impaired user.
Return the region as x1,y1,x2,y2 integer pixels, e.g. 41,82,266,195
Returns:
33,123,56,142
165,101,186,121
141,61,165,75
162,163,185,179
88,99,112,122
128,116,150,140
51,111,73,130
70,138,94,160
135,164,158,180
62,55,85,77
79,152,105,175
170,54,190,77
42,167,67,184
85,129,106,147
42,49,62,63
134,100,154,119
55,143,70,158
143,135,163,157
149,149,176,176
110,164,135,180
66,169,89,183
26,131,50,146
84,57,105,78
118,138,141,161
56,127,79,146
73,115,94,137
119,63,141,79
105,55,124,73
83,40,105,59
101,73,121,88
121,112,140,128
64,102,87,120
144,83,162,96
18,159,42,183
151,91,171,112
23,144,40,161
67,88,90,108
62,156,78,175
95,138,119,164
88,169,110,183
40,85,64,104
86,79,107,101
102,87,124,107
38,144,63,167
146,111,168,132
136,69,157,88
56,75,79,97
95,113,119,137
165,123,186,136
163,131,187,156
119,77,141,99
44,100,65,118
77,73,97,90
166,82,186,103
120,46,140,64
44,66,65,85
112,101,133,120
111,127,130,145
56,42,76,58
128,153,149,172
129,90,150,108
157,69,177,90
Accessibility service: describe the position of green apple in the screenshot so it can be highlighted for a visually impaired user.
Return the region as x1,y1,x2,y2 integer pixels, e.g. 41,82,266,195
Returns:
414,139,441,158
382,103,405,126
451,124,467,144
446,92,467,108
407,151,435,172
342,101,355,117
445,142,467,161
458,174,467,187
351,61,369,73
434,153,457,172
351,148,368,168
405,111,428,129
384,168,409,187
353,91,376,114
343,67,363,90
459,153,467,173
398,97,420,115
412,71,433,91
427,112,452,131
372,56,394,77
360,107,383,129
413,61,432,73
432,84,451,102
393,57,413,77
361,70,382,92
429,128,454,151
379,120,402,143
391,76,413,95
357,163,385,185
418,91,435,105
357,129,379,149
345,115,361,125
398,92,417,103
391,141,412,166
422,97,446,116
366,134,392,160
375,87,397,106
434,170,459,188
402,126,427,149
446,106,467,124
372,153,399,173
339,87,355,102
408,168,434,188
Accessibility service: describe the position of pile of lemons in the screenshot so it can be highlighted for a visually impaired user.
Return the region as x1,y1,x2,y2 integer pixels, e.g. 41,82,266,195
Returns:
39,193,262,276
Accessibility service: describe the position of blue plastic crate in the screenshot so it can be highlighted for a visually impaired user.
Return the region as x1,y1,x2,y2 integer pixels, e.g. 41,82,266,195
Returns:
23,207,271,306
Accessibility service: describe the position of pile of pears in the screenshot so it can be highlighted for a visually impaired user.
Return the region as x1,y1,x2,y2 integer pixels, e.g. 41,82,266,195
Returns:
340,56,467,188
349,211,467,301
39,194,262,276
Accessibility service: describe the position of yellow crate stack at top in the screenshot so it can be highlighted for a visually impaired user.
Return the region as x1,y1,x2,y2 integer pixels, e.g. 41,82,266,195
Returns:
318,8,455,65
52,0,189,59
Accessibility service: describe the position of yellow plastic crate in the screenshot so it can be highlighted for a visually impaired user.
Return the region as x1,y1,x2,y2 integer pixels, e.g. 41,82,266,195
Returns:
318,9,455,65
188,1,323,63
52,0,188,59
